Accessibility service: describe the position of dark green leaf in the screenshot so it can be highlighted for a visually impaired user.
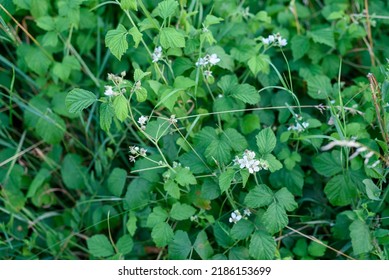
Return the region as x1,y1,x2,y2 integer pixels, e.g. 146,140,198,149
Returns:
249,230,276,260
244,184,274,208
168,230,192,260
87,234,114,257
151,222,174,247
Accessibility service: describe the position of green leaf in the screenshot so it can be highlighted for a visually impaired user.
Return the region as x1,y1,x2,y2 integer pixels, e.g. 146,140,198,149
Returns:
170,202,196,221
247,54,269,76
230,83,260,105
120,0,137,11
27,168,51,198
134,69,151,81
175,167,197,186
230,219,254,241
42,31,58,47
126,211,137,236
291,35,310,61
66,88,97,114
147,206,168,228
17,44,52,76
219,168,235,193
312,151,343,177
349,220,373,255
262,202,288,234
244,184,274,208
308,28,335,48
36,16,55,31
99,102,114,131
116,234,134,255
105,24,128,60
256,127,276,154
293,239,308,257
194,231,214,260
53,56,80,81
174,76,196,89
308,240,327,257
241,114,260,135
306,75,333,99
269,167,304,196
324,174,358,206
213,222,234,248
363,179,381,201
61,154,87,190
151,222,174,247
274,188,297,211
168,230,192,260
36,112,65,144
124,178,152,210
262,153,283,172
107,168,127,197
128,27,142,48
113,94,128,122
135,87,148,102
221,128,248,152
204,14,224,26
156,0,178,19
249,230,276,260
87,234,114,257
164,179,180,199
160,27,185,49
205,138,231,165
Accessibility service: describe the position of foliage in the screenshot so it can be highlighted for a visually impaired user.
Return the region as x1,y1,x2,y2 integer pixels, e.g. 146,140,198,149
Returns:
0,0,389,260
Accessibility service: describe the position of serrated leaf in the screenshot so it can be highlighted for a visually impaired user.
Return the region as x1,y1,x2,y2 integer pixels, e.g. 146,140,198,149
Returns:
36,111,65,144
194,231,214,260
248,54,269,76
249,231,276,260
105,24,128,60
312,151,343,177
221,128,248,152
168,230,192,260
170,202,196,221
87,234,114,257
66,88,97,114
135,87,147,102
204,14,223,26
164,179,180,199
244,184,274,208
262,202,288,234
128,27,142,48
349,220,373,255
124,178,152,210
205,138,231,165
219,168,235,193
17,44,52,76
230,219,254,241
230,83,260,105
263,153,283,172
213,222,234,249
308,240,327,257
306,75,333,100
291,35,310,61
175,167,197,186
107,168,127,197
113,94,128,122
274,188,297,211
116,234,134,255
256,127,276,154
156,0,178,19
147,206,168,228
151,222,174,247
308,28,335,48
160,27,185,49
99,102,114,131
324,174,358,206
363,179,381,201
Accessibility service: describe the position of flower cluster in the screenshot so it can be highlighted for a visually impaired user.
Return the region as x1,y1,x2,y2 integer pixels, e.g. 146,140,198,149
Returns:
151,46,162,63
288,121,309,132
104,72,127,96
233,150,269,174
128,146,147,163
229,208,252,224
262,33,287,47
137,115,148,130
195,53,220,67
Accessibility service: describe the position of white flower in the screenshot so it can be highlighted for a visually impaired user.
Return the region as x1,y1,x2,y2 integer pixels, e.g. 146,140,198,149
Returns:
229,210,242,224
234,150,269,174
204,70,213,78
152,46,162,62
104,85,115,96
195,57,208,67
129,146,139,155
139,148,147,157
288,121,309,132
243,208,251,217
190,215,198,222
268,35,275,43
169,115,178,125
137,116,148,126
262,38,270,45
129,156,136,162
208,54,220,65
278,38,287,47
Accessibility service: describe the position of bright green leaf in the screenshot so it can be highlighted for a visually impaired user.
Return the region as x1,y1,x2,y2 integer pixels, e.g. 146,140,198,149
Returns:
194,231,214,260
113,94,128,122
230,83,260,105
151,222,174,247
324,174,358,206
160,27,185,49
87,234,114,257
244,184,274,208
107,168,127,197
66,88,97,114
274,188,297,211
349,220,373,255
219,168,235,193
230,219,254,241
262,202,288,234
256,127,276,154
105,24,128,60
116,234,134,255
170,202,196,221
